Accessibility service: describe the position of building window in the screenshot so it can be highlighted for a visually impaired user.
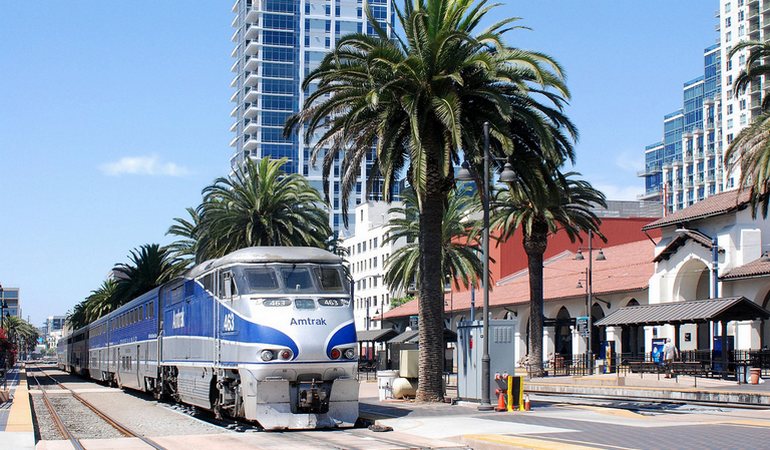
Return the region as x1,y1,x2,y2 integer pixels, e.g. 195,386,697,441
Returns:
727,104,733,114
373,237,378,248
725,17,731,27
740,99,746,110
725,2,731,13
728,118,734,129
726,60,732,71
726,31,732,42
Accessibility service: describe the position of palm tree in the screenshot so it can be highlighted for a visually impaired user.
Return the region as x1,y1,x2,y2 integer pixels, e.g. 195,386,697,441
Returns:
492,170,605,376
113,244,181,305
730,40,770,112
196,157,331,260
3,316,39,359
66,301,88,331
725,41,770,217
384,186,482,293
84,279,120,323
167,207,202,269
287,0,574,401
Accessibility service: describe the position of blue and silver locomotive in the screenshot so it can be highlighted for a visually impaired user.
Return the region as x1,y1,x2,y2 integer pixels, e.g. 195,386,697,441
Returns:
58,247,359,429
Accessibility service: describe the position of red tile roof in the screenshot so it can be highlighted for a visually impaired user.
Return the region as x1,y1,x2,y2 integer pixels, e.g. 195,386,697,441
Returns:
721,254,770,280
384,239,655,319
642,189,751,231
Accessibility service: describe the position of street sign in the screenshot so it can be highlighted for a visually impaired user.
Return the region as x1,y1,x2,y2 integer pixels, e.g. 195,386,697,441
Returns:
576,316,589,337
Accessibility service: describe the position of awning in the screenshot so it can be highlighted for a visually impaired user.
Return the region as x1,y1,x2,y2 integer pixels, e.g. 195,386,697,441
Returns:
357,328,399,342
388,328,458,344
595,297,770,327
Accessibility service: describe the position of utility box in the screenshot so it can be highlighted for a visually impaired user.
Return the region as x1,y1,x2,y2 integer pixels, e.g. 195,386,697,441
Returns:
399,349,419,378
457,320,516,402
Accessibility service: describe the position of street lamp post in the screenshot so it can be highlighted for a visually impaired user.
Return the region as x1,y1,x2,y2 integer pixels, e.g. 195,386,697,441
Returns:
456,121,516,411
574,229,606,375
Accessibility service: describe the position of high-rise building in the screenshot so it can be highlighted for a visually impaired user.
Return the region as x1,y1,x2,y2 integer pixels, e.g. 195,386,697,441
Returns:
639,44,725,213
719,0,769,189
0,287,21,318
229,0,393,233
341,200,407,332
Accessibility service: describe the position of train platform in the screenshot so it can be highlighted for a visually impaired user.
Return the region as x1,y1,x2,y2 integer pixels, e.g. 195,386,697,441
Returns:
0,365,35,450
524,371,770,406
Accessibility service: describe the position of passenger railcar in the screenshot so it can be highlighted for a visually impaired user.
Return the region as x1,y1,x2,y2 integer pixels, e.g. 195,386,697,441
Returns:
59,247,359,429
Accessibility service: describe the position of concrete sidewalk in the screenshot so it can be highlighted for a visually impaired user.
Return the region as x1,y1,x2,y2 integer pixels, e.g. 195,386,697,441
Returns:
525,371,770,406
0,365,36,450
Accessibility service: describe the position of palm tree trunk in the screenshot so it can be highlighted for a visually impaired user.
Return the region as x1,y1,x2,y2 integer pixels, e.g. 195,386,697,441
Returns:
416,168,447,402
524,223,548,377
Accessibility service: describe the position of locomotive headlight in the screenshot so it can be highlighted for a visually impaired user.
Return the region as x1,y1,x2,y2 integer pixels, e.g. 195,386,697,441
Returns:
343,348,356,360
261,350,275,361
330,348,341,359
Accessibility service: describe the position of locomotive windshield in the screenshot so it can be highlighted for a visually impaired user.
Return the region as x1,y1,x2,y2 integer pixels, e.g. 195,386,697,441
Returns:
233,264,348,295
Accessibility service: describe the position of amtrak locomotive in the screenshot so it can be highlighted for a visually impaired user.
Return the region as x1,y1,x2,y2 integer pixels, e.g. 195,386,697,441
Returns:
57,247,359,429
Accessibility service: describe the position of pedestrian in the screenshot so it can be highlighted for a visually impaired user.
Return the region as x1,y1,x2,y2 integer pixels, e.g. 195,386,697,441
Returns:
662,338,678,378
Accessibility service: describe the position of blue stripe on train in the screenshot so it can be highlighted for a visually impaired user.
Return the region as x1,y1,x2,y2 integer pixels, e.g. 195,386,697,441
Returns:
326,322,356,358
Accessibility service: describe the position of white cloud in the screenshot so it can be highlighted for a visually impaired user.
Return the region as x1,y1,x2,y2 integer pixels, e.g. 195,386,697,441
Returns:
614,151,644,173
593,183,642,201
100,155,190,177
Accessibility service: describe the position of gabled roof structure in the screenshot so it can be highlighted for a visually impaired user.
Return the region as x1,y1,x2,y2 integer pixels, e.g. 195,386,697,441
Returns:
595,297,770,326
652,228,724,262
721,253,770,281
642,190,751,231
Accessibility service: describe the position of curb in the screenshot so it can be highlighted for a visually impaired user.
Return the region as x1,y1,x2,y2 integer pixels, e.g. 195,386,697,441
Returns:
526,382,770,406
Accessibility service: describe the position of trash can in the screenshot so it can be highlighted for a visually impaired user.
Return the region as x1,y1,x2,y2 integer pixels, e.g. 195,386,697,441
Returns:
376,370,399,401
750,368,762,385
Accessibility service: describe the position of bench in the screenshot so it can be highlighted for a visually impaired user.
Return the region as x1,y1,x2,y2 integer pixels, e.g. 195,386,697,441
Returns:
671,361,707,376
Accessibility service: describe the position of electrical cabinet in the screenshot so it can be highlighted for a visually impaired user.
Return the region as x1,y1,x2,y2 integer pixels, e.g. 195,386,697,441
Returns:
456,320,516,402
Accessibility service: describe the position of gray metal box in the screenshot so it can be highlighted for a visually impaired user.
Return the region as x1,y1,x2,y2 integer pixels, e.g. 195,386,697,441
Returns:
456,320,516,402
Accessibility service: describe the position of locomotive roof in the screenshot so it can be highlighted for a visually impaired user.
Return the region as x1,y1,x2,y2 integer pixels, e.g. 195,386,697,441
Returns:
188,246,341,278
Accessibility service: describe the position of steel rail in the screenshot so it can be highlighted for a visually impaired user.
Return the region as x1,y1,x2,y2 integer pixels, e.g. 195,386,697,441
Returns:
29,371,86,450
34,364,166,450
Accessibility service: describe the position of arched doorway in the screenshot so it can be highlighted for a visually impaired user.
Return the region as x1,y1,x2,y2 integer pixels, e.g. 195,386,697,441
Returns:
620,299,644,357
591,303,606,355
555,307,572,356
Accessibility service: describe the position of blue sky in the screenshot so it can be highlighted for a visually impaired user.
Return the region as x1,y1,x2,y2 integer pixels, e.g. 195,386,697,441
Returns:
0,1,717,326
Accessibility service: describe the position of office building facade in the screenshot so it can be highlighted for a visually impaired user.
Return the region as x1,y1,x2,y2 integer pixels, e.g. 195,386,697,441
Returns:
0,287,21,319
639,44,725,213
229,0,392,233
341,200,406,331
640,0,770,212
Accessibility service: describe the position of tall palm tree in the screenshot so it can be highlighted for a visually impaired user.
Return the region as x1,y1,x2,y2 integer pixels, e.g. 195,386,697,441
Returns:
384,186,482,293
166,207,202,269
726,41,770,217
196,157,331,260
113,244,181,305
287,0,574,401
84,279,120,323
492,170,605,376
66,301,88,331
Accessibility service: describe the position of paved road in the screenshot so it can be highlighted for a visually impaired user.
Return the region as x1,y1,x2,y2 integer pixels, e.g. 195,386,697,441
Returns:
361,395,770,449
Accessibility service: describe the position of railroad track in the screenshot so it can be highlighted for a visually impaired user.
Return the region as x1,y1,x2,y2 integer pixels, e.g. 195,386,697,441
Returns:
28,365,166,449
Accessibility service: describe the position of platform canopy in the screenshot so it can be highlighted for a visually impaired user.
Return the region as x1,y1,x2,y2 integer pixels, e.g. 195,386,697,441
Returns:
388,328,457,344
356,328,399,342
595,296,770,327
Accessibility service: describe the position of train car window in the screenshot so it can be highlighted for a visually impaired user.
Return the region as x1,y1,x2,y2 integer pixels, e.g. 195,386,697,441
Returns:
241,267,279,292
280,267,314,292
185,281,195,298
149,300,154,318
315,266,346,293
202,273,214,293
220,271,238,298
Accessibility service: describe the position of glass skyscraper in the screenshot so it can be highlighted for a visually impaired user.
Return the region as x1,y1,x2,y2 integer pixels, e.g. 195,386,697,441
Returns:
229,0,393,233
640,44,724,213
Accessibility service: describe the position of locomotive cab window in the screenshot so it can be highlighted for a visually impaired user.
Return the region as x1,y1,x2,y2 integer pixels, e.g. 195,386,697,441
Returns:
242,267,279,292
281,266,314,292
315,266,346,293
